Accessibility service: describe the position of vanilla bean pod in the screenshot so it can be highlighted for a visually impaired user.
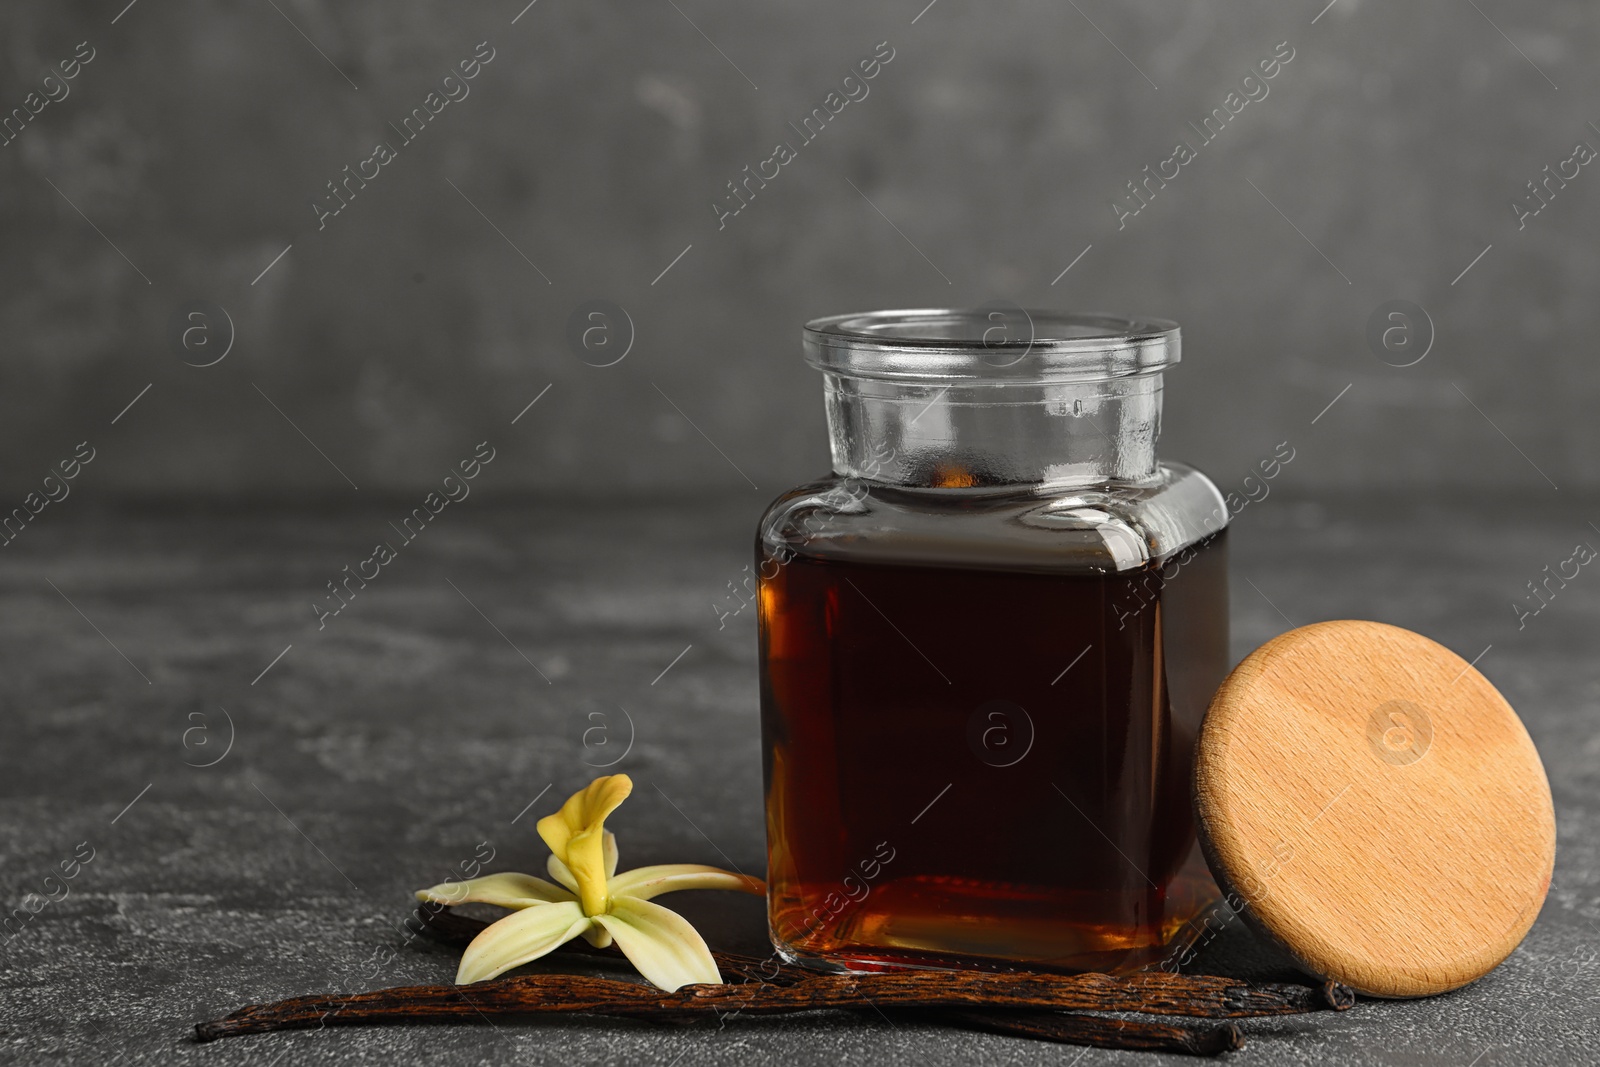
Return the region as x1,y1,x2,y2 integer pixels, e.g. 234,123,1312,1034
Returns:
931,1009,1245,1056
196,964,1348,1043
415,906,1248,1054
194,906,1350,1052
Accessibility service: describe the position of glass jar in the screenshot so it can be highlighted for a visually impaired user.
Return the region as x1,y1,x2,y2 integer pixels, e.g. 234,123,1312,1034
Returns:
756,308,1229,974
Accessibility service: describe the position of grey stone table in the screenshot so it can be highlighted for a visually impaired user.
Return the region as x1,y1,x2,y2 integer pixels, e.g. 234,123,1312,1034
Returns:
0,493,1594,1065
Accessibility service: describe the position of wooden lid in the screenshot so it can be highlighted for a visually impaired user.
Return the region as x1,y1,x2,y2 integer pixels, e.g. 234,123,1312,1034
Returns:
1195,620,1555,998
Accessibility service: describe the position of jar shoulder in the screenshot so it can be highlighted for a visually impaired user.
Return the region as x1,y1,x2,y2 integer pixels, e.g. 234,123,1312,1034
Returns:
757,464,1228,574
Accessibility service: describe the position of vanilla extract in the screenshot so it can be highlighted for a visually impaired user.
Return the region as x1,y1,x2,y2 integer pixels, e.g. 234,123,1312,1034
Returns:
760,309,1233,974
761,526,1229,972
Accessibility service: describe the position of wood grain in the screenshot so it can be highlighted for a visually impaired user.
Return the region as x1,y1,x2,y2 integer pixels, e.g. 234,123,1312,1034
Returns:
1195,620,1556,998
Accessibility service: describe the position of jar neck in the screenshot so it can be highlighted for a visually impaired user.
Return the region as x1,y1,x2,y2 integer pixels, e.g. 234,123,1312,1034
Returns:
824,373,1163,490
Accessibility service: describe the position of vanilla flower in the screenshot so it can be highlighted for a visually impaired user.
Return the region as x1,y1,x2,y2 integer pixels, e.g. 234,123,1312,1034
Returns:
415,774,763,991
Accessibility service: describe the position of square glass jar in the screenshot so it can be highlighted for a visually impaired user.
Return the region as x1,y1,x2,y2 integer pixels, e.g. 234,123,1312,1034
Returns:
756,308,1229,973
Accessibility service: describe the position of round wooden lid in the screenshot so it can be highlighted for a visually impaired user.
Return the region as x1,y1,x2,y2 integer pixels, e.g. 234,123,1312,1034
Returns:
1195,620,1555,998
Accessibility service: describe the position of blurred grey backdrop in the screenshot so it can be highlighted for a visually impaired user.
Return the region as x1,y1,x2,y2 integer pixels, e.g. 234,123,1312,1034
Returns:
0,0,1592,499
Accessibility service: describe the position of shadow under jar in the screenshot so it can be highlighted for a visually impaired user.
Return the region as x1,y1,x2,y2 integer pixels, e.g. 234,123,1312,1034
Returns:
757,309,1230,974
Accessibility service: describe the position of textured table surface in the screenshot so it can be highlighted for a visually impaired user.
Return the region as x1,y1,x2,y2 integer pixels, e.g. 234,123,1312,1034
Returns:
0,493,1594,1066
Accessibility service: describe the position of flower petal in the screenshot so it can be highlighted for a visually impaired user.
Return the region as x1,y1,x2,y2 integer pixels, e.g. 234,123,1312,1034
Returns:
608,864,765,902
455,900,591,985
536,775,632,861
565,829,610,914
546,854,579,895
415,871,574,909
538,776,632,915
593,897,721,991
602,830,619,880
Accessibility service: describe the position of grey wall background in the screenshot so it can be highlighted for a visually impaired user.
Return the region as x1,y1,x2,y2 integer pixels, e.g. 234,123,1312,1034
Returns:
1,0,1593,500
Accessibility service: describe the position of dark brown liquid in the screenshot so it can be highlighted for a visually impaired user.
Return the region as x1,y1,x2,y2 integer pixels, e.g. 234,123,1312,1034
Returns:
759,529,1228,972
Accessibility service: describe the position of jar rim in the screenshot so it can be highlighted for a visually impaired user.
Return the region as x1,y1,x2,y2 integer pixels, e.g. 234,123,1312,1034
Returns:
803,307,1180,383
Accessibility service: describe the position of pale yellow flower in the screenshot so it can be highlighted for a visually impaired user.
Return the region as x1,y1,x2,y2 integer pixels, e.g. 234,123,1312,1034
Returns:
415,774,763,991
